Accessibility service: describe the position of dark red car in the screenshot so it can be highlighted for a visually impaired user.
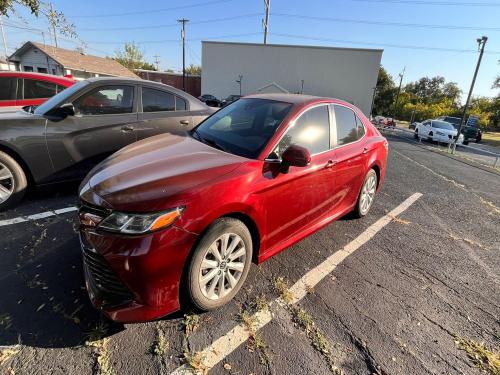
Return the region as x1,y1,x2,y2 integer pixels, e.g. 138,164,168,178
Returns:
79,94,388,322
0,71,75,108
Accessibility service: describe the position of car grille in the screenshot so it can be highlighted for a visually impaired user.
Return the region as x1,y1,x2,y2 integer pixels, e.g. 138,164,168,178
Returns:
82,244,134,309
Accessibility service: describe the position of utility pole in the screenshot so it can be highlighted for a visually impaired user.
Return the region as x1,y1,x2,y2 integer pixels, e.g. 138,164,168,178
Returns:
0,15,10,70
369,86,377,118
300,79,304,94
177,18,189,91
236,75,243,96
263,0,270,44
393,66,405,119
154,55,160,71
453,36,488,152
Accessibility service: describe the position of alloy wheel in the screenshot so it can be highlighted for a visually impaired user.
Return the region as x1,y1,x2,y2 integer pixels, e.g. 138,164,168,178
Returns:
0,162,14,204
199,233,246,300
359,174,376,215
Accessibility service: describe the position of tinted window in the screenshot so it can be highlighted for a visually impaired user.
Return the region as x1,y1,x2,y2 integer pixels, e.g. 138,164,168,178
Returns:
0,77,16,100
37,67,47,73
56,84,67,94
356,115,366,138
142,88,174,112
34,80,89,115
273,105,330,157
74,85,134,115
432,121,454,130
195,98,292,159
23,66,33,72
176,96,187,111
334,105,362,146
24,79,57,99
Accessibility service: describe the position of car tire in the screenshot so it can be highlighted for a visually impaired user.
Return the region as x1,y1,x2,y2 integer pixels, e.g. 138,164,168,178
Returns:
186,217,252,311
463,140,469,145
0,151,27,211
414,129,419,139
352,169,378,218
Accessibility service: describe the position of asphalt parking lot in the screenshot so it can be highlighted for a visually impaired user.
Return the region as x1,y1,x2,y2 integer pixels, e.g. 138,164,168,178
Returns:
1,135,499,375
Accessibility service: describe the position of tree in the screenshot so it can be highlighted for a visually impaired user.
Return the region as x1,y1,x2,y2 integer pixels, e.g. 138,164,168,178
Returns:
43,2,76,47
185,64,201,75
372,66,396,116
0,0,40,16
114,42,156,71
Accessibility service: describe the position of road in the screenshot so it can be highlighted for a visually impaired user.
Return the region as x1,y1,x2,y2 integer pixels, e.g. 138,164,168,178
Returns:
0,135,499,375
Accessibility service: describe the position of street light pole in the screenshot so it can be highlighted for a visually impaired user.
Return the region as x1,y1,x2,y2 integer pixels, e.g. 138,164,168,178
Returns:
177,18,189,91
263,0,270,44
236,75,243,96
392,66,405,119
453,36,488,152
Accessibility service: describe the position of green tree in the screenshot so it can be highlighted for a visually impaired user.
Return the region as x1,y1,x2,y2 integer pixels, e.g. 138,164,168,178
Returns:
185,64,201,75
114,42,156,71
372,66,396,116
0,0,40,15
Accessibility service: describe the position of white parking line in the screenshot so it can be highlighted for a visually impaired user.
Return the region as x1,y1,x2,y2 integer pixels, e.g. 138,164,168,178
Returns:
171,192,423,374
0,206,78,227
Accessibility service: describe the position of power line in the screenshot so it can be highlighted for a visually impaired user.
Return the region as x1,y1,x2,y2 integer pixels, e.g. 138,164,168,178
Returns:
272,12,500,31
270,32,500,54
68,0,237,18
351,0,500,6
78,13,263,32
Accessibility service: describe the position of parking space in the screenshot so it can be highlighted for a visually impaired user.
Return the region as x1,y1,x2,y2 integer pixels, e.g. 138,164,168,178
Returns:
1,135,499,375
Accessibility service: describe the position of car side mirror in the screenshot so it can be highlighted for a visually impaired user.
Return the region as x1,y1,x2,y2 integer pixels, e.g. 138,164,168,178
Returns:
281,145,311,172
60,103,75,117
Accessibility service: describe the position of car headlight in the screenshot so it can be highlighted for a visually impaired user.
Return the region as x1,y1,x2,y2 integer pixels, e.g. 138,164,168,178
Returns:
98,207,184,234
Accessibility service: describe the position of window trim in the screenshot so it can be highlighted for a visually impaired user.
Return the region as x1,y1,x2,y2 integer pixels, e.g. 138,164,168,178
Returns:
72,84,136,117
265,103,332,161
330,103,367,150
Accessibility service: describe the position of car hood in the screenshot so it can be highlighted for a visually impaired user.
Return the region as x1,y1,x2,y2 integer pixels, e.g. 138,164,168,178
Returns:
80,133,246,211
433,128,457,135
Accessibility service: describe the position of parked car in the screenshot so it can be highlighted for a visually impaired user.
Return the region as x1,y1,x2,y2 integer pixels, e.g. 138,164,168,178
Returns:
0,77,215,209
381,117,396,128
0,71,76,108
221,94,241,107
198,94,221,107
78,93,388,322
414,119,463,144
436,116,481,145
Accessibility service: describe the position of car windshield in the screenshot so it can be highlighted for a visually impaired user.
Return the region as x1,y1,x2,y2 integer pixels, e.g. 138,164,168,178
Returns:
34,80,89,115
192,98,293,159
441,117,461,128
432,121,455,130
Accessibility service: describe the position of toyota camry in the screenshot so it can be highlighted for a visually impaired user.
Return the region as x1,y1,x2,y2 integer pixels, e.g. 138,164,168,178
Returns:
78,93,388,322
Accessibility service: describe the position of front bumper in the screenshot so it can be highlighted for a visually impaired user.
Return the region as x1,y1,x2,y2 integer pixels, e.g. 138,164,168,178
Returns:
80,221,198,323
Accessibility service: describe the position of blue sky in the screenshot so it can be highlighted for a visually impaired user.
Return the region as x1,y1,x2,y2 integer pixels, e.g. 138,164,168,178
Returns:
5,0,500,100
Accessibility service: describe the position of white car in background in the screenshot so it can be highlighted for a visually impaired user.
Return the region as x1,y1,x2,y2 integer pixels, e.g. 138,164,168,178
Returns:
414,119,464,144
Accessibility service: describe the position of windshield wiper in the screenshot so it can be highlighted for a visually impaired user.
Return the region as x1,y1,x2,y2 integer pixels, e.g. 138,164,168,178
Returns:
191,129,227,152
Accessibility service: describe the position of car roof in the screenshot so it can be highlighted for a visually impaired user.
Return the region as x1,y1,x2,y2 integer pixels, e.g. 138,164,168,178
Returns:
243,93,351,107
0,71,76,84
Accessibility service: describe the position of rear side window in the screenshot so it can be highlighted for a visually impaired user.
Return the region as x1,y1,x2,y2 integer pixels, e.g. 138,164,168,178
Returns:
24,79,57,99
274,105,330,157
334,105,364,146
0,77,16,100
176,96,187,111
142,88,175,112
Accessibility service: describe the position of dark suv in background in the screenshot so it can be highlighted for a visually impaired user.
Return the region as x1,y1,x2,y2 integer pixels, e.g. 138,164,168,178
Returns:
436,116,482,144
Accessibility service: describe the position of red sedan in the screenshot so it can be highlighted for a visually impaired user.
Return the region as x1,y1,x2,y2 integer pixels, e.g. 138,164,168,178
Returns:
0,71,75,108
79,94,388,322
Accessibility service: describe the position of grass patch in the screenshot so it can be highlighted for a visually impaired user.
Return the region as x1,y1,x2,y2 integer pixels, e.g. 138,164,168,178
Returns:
455,337,500,375
183,350,208,375
247,332,272,366
273,277,294,305
291,307,341,374
152,329,169,357
183,313,200,337
482,132,500,148
239,310,257,334
254,294,269,312
86,322,114,375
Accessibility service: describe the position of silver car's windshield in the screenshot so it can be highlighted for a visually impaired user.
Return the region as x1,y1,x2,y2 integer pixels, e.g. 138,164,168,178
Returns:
34,80,89,115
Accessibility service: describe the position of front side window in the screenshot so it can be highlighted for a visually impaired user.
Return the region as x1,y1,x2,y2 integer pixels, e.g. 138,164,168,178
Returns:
24,79,57,99
194,98,292,159
0,77,16,100
334,105,363,146
74,85,134,115
273,105,330,158
142,88,174,112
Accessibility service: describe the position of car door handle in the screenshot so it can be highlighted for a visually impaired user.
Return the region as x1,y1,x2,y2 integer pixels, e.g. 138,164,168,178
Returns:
362,147,369,154
180,120,190,126
325,160,337,169
121,125,134,132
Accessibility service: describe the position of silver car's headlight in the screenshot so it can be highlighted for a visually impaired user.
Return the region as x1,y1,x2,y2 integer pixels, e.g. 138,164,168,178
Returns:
98,207,184,234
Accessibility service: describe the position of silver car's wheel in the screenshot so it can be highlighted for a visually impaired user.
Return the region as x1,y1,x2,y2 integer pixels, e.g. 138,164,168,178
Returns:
199,233,246,300
359,173,376,215
0,161,14,204
187,218,252,311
